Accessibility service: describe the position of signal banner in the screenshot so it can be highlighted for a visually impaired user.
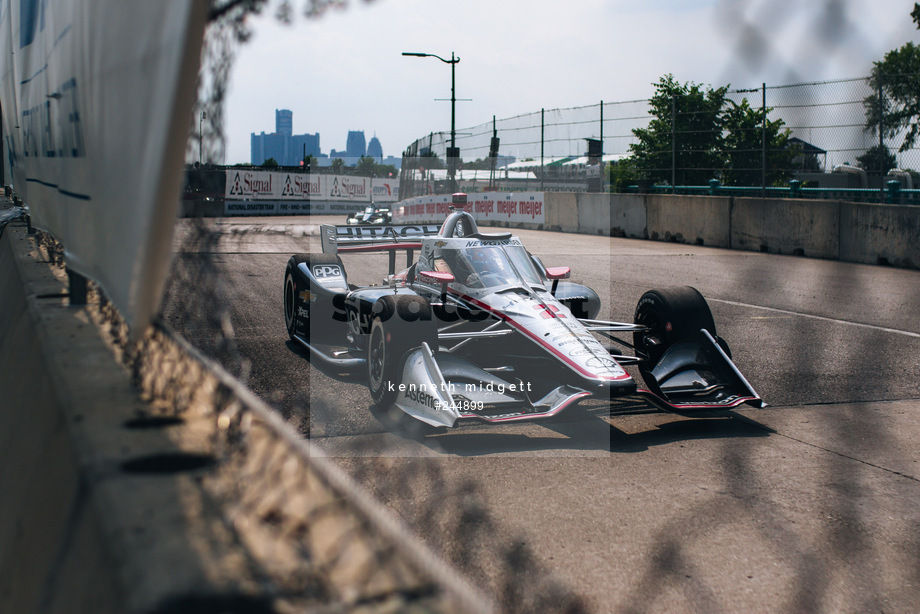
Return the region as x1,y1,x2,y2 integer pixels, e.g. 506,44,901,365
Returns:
392,192,545,226
0,1,209,333
224,170,399,203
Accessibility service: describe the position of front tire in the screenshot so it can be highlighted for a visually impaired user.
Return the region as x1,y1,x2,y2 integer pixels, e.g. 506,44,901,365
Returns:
283,253,344,343
633,286,716,367
367,295,436,407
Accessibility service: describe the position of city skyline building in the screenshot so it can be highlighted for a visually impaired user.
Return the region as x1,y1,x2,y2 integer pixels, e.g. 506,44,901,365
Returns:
251,108,320,166
250,111,393,166
346,130,367,159
367,135,383,161
275,109,292,137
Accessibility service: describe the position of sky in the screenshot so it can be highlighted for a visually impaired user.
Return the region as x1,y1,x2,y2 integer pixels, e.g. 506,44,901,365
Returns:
222,0,920,165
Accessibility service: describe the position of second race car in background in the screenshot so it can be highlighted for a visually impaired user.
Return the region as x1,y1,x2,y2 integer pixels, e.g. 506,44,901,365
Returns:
346,204,392,225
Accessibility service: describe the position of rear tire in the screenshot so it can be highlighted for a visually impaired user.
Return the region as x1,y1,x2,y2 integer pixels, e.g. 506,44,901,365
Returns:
367,295,437,408
633,286,716,367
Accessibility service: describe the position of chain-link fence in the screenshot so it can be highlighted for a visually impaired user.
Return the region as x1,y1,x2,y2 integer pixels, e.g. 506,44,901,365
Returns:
146,2,920,613
400,75,920,200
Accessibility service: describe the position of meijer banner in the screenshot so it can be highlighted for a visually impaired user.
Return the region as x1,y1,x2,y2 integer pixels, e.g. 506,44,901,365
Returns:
0,1,208,332
393,192,545,225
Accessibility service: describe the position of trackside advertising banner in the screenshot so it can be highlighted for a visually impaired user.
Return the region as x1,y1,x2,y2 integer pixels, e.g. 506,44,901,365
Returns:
391,192,545,226
0,1,209,333
224,169,399,210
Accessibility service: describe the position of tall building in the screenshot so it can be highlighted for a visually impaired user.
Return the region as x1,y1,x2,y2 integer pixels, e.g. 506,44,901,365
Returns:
345,130,366,160
250,109,320,165
275,109,293,137
367,135,383,161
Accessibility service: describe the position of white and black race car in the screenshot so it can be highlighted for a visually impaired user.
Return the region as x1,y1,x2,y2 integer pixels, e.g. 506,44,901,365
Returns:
345,204,392,225
283,199,763,428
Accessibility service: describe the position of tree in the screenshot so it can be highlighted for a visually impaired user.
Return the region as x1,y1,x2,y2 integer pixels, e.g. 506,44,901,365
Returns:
856,144,897,176
352,155,398,178
464,158,492,171
355,155,378,177
630,75,728,186
863,6,920,151
418,150,445,170
330,158,346,174
721,98,795,186
609,157,639,192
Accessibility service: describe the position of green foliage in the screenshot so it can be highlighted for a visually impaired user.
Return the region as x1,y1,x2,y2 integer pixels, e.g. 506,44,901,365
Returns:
609,158,639,192
856,144,897,175
627,74,798,187
355,155,378,176
260,157,279,168
630,75,727,186
864,41,920,151
352,155,398,178
330,158,346,174
721,98,794,186
464,158,493,170
418,151,445,170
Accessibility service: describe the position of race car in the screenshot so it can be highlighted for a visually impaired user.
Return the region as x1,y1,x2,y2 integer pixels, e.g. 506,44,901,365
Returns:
283,200,764,428
346,204,392,225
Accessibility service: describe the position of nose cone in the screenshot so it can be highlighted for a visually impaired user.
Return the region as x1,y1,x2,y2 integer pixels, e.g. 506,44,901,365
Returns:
501,296,634,384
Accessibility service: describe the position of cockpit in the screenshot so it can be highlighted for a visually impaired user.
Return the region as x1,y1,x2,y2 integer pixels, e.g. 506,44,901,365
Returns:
434,244,544,290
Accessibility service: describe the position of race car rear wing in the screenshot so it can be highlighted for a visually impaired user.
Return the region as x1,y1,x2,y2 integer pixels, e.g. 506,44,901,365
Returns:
320,223,442,273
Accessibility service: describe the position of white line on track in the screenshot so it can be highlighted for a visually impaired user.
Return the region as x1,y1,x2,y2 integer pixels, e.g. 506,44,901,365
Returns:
711,298,920,339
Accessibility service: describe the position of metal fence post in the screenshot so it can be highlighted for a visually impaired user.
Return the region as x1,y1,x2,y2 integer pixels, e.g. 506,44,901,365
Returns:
541,108,545,193
762,83,767,197
671,94,677,193
879,76,885,201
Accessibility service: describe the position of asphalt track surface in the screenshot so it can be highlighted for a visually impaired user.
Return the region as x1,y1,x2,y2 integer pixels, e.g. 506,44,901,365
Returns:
164,215,920,612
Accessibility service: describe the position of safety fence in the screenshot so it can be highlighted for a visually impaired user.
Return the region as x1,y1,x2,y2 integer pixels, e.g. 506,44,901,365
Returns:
399,75,920,199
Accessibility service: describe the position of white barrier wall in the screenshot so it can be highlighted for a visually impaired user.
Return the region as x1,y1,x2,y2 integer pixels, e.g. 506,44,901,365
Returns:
0,1,208,333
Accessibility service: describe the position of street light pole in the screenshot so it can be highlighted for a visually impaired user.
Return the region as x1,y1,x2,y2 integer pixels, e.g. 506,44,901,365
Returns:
402,51,460,193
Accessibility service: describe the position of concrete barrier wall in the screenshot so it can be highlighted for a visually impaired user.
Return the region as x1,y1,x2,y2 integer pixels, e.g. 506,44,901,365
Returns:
607,193,647,238
535,192,918,270
0,227,146,613
574,193,608,236
0,221,493,614
544,192,578,233
731,197,840,258
839,201,920,268
646,194,732,248
192,190,918,270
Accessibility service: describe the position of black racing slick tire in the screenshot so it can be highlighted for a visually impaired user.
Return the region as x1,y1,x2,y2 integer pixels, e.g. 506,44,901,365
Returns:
283,253,344,342
633,286,717,367
367,295,437,408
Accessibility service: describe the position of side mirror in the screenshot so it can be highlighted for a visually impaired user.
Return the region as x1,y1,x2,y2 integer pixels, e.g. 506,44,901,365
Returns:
544,266,570,296
419,270,454,302
418,271,455,284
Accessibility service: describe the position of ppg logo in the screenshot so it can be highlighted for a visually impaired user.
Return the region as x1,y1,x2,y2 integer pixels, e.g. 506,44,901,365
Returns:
313,265,342,279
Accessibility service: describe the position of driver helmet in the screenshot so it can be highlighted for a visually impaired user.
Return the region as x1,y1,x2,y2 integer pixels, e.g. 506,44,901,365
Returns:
469,248,507,276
